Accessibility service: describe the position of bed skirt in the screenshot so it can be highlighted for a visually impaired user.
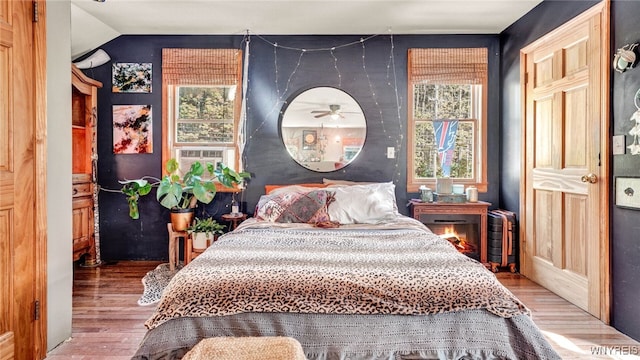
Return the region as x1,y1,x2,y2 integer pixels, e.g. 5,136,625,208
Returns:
132,309,560,360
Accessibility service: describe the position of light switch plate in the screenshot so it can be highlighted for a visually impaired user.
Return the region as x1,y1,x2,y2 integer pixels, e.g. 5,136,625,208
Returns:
613,135,626,155
387,147,395,159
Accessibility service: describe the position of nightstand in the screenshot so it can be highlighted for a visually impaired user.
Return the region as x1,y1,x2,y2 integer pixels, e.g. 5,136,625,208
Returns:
222,213,247,231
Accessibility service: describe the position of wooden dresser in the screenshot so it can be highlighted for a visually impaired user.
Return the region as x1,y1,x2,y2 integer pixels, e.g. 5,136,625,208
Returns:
71,65,102,265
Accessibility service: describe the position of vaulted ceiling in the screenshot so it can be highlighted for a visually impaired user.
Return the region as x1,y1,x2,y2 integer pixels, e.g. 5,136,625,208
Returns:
70,0,543,58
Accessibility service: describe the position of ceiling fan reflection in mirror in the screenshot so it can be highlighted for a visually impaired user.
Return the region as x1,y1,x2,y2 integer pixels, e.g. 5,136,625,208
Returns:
311,104,360,120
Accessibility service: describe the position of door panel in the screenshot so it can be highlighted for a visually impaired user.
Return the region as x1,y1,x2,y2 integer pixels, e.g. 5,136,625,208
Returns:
0,1,16,357
0,48,9,170
522,5,606,319
0,211,12,333
534,97,553,167
533,190,553,261
565,87,588,167
564,39,588,75
0,332,14,360
534,56,553,87
564,193,587,276
0,1,46,358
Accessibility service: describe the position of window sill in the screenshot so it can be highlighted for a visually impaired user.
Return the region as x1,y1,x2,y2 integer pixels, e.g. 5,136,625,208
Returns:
407,182,487,193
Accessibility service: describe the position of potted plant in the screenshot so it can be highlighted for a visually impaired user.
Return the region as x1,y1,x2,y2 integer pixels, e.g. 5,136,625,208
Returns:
187,216,226,250
119,158,250,231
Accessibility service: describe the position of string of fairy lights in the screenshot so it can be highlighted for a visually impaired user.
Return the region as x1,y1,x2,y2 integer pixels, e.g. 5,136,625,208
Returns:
241,31,404,183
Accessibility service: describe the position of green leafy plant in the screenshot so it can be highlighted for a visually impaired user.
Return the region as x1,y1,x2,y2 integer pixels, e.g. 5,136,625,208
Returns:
187,216,226,237
156,159,217,210
118,158,250,220
120,178,153,219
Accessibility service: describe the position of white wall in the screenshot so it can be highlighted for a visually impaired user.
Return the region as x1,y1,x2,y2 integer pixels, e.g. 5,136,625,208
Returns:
46,0,74,351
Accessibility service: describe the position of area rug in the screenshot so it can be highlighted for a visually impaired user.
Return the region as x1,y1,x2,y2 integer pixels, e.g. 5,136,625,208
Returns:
138,262,183,306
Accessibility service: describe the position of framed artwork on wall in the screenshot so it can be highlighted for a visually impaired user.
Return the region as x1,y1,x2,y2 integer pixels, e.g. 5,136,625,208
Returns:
112,63,152,93
302,130,317,150
113,105,153,154
615,176,640,210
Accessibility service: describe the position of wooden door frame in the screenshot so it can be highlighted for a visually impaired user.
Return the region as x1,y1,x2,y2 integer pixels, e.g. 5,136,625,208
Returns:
34,0,48,356
519,0,610,323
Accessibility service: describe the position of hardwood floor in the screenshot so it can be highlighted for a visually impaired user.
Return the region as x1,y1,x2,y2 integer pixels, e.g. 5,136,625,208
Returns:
498,273,640,359
46,261,640,359
46,261,159,360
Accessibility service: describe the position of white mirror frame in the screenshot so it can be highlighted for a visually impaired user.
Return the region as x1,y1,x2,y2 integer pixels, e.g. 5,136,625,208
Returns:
280,87,367,172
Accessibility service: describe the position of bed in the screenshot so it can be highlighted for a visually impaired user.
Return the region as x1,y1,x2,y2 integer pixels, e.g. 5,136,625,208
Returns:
132,182,560,360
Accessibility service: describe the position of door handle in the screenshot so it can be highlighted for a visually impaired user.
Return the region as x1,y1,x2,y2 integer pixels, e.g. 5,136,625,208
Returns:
581,173,598,184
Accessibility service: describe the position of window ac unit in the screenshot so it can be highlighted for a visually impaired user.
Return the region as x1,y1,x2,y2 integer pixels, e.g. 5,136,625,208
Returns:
176,148,233,176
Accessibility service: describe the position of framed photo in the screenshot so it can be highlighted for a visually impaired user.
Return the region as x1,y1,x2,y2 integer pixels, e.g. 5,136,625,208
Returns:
302,130,317,150
615,176,640,209
113,105,153,154
112,63,152,93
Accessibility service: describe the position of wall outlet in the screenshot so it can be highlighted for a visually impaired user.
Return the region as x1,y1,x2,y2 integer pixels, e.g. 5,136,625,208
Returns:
387,147,395,158
613,135,626,155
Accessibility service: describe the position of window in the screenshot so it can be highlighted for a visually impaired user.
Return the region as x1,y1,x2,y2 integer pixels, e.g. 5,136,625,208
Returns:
407,48,488,192
162,49,242,181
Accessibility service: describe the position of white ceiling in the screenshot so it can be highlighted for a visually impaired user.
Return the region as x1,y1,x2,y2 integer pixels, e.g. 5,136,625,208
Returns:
70,0,543,58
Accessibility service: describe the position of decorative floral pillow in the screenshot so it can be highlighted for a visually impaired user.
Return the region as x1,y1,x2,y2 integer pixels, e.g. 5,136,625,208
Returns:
255,189,334,223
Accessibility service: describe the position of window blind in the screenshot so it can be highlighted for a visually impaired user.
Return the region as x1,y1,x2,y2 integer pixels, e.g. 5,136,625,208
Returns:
409,48,488,84
162,48,241,85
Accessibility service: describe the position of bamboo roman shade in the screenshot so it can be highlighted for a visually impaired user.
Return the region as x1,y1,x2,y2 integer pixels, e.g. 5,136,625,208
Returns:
162,48,242,85
409,48,488,84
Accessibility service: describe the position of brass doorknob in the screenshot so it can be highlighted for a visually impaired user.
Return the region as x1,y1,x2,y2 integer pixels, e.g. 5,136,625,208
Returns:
581,173,598,184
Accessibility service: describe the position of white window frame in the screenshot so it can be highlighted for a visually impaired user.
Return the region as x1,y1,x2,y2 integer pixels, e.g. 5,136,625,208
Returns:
167,84,238,175
161,48,242,188
407,48,488,193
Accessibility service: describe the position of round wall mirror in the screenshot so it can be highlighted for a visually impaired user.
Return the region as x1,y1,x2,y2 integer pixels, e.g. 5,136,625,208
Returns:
280,87,366,172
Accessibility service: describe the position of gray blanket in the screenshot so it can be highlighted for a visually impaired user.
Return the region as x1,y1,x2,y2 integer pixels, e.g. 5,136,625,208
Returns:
133,310,560,360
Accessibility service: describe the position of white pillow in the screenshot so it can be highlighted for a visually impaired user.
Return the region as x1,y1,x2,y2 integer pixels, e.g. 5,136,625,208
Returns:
327,182,399,224
322,178,376,186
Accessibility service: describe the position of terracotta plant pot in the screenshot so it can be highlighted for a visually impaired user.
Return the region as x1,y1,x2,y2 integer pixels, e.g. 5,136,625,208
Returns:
170,208,194,232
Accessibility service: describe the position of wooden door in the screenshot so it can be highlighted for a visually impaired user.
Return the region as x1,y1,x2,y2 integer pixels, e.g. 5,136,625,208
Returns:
521,3,609,320
0,1,47,359
71,65,101,265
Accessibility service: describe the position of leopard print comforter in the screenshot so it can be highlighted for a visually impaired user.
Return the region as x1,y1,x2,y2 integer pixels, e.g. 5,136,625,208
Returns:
145,216,529,330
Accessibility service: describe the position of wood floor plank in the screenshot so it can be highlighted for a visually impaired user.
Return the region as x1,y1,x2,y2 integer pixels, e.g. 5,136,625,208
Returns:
45,261,640,359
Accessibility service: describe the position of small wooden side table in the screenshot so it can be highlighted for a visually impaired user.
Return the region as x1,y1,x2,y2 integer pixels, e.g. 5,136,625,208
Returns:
221,213,247,231
167,223,188,271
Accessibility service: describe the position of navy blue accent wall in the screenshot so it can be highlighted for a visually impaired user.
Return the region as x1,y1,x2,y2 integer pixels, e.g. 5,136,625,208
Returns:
501,0,640,342
86,34,501,261
89,36,246,261
610,0,640,343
